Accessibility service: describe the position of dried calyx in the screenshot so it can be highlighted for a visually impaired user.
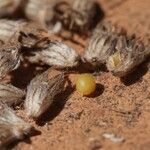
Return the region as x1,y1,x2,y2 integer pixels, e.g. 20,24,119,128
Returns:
0,83,25,106
0,42,21,79
0,102,32,148
83,21,150,77
82,21,123,68
0,19,26,43
54,0,101,33
83,33,118,68
93,21,126,36
25,40,80,69
25,69,67,119
24,0,59,28
18,22,48,48
106,35,150,77
0,19,48,48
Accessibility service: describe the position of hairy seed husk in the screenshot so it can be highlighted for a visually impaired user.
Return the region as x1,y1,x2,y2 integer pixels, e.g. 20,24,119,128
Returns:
54,0,100,33
93,21,126,36
106,35,150,77
0,83,25,106
0,102,32,148
18,21,48,48
83,33,118,68
0,0,22,17
0,42,21,79
25,0,58,27
26,40,79,69
0,19,48,48
82,21,125,68
25,69,66,118
0,19,26,43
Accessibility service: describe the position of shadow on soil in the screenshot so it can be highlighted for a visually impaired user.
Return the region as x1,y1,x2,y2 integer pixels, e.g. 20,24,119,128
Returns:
87,83,105,98
6,127,41,150
121,58,150,86
10,62,48,89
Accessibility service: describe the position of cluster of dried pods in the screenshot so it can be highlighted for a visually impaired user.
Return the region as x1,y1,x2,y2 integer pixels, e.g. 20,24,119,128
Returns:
0,0,149,148
83,21,150,77
0,0,101,33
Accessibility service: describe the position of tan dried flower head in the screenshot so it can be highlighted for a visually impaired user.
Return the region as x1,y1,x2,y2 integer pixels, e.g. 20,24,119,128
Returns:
0,19,48,48
0,102,32,148
0,83,25,106
106,35,150,77
54,0,101,33
18,22,48,48
25,69,67,118
0,19,26,43
25,0,58,27
93,21,126,36
0,42,21,79
82,21,125,68
83,33,118,68
27,40,79,69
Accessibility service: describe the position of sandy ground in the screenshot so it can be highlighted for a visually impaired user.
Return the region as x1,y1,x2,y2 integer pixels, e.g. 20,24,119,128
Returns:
5,0,150,150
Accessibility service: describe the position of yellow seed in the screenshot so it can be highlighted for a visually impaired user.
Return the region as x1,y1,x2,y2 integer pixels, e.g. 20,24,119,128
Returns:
110,52,121,68
76,73,96,96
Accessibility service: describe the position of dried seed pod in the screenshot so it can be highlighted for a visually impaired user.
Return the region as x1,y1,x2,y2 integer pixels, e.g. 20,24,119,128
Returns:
25,0,58,27
27,40,79,69
0,0,23,18
0,42,21,79
0,83,25,106
0,19,48,48
25,69,66,118
106,35,150,77
54,0,101,33
93,21,126,36
82,33,118,68
82,21,125,68
0,102,32,148
0,19,26,43
18,22,48,48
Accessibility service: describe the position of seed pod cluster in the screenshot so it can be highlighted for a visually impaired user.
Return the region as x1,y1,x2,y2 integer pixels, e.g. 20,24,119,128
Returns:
0,102,32,148
54,0,101,33
0,0,61,33
0,83,25,106
83,21,150,76
25,69,66,118
0,0,149,148
0,19,48,48
0,19,79,82
106,35,150,77
27,40,79,68
0,0,102,34
82,21,122,68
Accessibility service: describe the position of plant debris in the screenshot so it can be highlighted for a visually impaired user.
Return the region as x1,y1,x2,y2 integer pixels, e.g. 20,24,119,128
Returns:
0,42,21,79
102,133,125,143
26,40,80,69
25,69,67,119
0,83,25,106
0,102,32,148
